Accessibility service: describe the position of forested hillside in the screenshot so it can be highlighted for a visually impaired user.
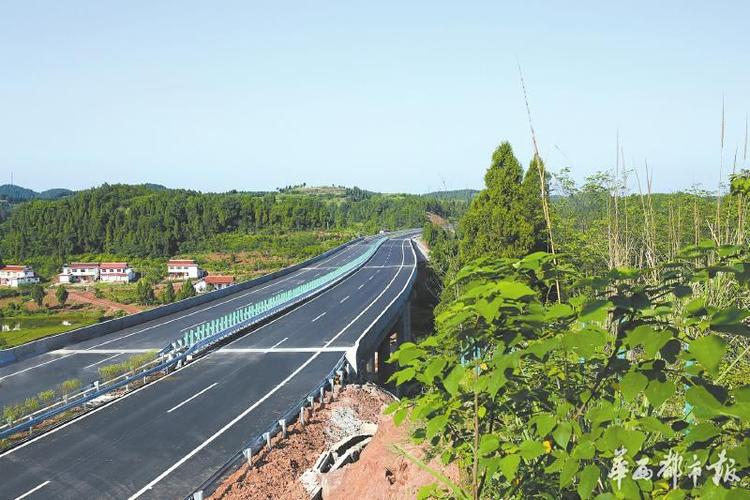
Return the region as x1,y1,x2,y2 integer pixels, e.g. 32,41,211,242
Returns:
394,141,750,498
0,184,73,203
1,184,464,260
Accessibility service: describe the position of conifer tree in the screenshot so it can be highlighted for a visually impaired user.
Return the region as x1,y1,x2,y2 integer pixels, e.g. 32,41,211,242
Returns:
460,142,547,261
161,281,176,304
177,280,195,300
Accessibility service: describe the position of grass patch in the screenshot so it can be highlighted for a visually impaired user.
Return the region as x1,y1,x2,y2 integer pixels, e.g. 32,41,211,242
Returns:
0,312,102,348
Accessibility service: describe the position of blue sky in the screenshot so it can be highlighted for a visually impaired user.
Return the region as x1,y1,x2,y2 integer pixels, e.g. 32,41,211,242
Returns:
1,1,748,194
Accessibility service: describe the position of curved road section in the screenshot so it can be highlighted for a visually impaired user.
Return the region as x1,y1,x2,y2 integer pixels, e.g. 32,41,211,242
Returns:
0,240,372,409
0,234,417,500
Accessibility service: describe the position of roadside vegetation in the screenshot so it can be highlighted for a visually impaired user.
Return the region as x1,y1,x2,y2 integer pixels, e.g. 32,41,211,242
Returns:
393,139,750,497
0,186,466,349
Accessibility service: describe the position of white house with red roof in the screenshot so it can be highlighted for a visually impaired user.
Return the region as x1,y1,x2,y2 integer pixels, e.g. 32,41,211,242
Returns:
99,262,135,283
194,275,235,293
0,265,40,287
167,259,204,280
60,263,100,284
59,262,135,284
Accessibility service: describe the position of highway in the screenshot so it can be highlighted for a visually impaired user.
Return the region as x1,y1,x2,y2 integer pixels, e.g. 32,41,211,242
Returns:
0,235,417,499
0,240,372,409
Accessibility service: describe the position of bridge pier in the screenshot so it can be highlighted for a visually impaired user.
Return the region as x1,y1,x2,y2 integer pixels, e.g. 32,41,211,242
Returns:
397,302,412,345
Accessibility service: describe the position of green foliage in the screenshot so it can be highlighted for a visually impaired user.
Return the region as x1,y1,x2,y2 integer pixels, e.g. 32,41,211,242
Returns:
161,281,176,304
135,280,156,305
30,284,44,307
59,378,81,396
98,351,157,382
388,244,750,498
176,280,195,300
37,389,56,404
55,285,68,307
1,184,465,260
459,142,547,262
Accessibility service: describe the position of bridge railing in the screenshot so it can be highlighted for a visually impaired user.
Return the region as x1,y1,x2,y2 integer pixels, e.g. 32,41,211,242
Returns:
163,237,387,358
0,238,386,443
186,355,350,500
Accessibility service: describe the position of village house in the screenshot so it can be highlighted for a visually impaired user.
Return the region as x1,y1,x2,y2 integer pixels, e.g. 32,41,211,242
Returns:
167,259,205,280
60,263,99,284
99,262,136,283
0,265,41,287
194,275,235,293
59,262,136,284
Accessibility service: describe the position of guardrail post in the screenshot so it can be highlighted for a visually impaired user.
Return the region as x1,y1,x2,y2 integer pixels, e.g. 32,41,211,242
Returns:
193,490,203,500
264,432,272,450
279,419,287,438
299,407,305,426
319,386,325,407
94,380,100,391
307,395,315,411
243,447,252,465
328,378,335,402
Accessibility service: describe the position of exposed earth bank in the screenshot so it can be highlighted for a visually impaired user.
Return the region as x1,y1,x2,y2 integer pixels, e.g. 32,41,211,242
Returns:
210,383,457,500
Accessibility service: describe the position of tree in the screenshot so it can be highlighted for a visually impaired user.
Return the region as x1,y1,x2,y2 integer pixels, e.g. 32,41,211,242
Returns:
161,281,176,304
55,285,68,308
388,243,750,498
136,280,155,305
30,284,45,307
177,280,195,300
459,142,545,263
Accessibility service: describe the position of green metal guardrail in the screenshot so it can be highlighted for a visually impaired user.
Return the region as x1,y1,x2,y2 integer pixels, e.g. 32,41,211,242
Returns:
163,237,387,356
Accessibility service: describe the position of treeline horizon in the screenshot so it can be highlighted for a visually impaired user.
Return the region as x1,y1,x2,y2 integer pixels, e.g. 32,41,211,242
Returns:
1,183,466,261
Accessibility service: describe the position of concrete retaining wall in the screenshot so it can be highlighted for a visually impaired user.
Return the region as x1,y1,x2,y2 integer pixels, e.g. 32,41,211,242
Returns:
0,238,362,367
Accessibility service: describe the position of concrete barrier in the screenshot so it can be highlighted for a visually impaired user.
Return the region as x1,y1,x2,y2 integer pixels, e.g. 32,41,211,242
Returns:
0,238,362,367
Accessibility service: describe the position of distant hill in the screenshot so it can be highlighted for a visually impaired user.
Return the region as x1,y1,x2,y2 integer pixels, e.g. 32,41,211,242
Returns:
0,184,73,202
423,189,478,202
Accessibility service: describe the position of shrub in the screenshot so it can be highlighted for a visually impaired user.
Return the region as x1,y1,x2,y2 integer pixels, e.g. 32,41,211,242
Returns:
388,243,750,498
37,389,56,404
59,378,82,396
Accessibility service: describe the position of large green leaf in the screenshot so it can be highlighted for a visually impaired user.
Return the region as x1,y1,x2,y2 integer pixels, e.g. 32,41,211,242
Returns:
684,422,721,444
579,299,613,322
625,325,673,357
577,464,601,499
443,365,465,396
644,380,675,408
686,385,724,417
620,371,648,402
519,440,546,461
553,421,573,448
689,334,726,375
498,454,521,481
495,280,536,300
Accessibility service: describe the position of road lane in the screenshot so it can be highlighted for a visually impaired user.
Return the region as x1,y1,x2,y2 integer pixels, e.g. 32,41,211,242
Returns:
0,235,418,499
0,240,370,408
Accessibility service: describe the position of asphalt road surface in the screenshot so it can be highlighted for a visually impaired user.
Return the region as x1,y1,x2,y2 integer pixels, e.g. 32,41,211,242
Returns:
0,234,417,500
0,240,372,409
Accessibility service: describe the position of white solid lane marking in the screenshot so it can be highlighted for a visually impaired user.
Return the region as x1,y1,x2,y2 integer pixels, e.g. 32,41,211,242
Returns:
15,481,51,500
340,296,350,304
311,312,327,323
57,349,154,354
180,320,206,332
128,240,409,500
0,242,363,380
83,353,123,369
358,284,364,290
0,355,73,382
166,383,219,414
217,347,348,353
270,337,288,349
